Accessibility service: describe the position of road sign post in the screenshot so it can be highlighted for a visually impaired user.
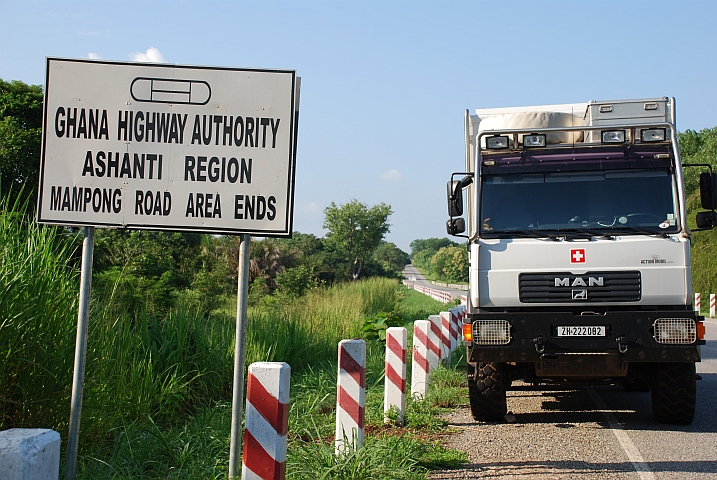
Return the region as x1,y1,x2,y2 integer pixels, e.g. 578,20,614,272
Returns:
228,233,251,478
64,226,94,479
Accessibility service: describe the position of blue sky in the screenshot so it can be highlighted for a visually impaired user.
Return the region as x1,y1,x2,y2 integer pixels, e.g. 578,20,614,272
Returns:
2,1,716,252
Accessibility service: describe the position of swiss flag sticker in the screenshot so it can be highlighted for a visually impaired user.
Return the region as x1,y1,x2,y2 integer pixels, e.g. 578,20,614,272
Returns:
571,249,586,263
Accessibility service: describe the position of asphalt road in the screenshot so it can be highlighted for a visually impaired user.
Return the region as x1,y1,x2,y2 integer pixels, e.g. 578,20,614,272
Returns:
403,264,467,300
430,319,717,479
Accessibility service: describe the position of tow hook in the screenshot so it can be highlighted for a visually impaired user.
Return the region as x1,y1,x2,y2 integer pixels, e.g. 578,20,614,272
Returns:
616,335,628,354
533,335,545,353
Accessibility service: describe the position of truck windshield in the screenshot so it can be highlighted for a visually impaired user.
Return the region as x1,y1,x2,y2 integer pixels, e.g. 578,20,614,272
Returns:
480,168,678,235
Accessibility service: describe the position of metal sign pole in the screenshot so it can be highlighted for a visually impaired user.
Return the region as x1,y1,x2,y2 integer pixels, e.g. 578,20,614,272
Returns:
228,233,251,478
65,226,95,480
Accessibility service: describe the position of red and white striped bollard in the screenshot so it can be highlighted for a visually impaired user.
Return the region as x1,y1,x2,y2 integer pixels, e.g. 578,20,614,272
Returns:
242,362,290,480
411,320,431,398
449,309,459,353
695,292,701,314
710,293,716,318
440,311,452,363
427,315,443,367
384,327,406,424
336,339,365,454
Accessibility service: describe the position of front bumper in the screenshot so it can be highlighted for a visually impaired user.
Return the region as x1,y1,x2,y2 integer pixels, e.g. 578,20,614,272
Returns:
466,310,703,364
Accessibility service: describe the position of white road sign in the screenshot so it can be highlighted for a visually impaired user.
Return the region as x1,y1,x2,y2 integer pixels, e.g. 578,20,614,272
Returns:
37,58,298,236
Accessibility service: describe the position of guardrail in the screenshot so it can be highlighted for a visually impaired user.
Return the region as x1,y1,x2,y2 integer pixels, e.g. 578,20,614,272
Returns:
403,281,452,303
403,281,470,306
430,281,469,290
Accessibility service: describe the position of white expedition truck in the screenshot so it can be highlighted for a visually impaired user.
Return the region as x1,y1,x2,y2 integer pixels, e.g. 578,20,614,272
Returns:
446,97,717,424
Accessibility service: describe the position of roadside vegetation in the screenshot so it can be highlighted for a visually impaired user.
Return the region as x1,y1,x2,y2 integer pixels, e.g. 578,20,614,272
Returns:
0,190,465,478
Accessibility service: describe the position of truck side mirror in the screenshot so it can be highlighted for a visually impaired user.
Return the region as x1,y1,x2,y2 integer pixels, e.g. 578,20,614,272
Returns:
447,180,463,217
446,217,466,235
699,172,717,210
696,211,717,229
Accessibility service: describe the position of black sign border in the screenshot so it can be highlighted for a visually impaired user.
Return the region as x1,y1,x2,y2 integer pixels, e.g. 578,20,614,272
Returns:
37,57,298,238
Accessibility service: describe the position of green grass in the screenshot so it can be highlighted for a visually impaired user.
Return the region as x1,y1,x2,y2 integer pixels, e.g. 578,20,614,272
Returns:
0,196,79,432
395,287,450,323
71,286,467,479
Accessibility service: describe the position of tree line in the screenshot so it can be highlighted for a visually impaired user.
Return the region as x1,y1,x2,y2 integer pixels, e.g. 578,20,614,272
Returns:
5,77,716,295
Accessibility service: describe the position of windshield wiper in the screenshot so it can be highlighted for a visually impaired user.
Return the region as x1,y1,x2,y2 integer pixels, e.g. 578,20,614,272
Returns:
553,228,615,240
493,230,562,241
610,226,669,238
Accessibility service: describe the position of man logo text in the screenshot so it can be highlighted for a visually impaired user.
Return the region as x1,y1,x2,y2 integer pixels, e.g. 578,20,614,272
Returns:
555,277,604,287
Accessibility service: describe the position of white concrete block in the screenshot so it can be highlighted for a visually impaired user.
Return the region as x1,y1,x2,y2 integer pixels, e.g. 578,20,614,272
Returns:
0,428,60,480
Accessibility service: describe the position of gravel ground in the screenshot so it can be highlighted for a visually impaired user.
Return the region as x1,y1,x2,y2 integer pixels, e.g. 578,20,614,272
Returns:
430,384,640,479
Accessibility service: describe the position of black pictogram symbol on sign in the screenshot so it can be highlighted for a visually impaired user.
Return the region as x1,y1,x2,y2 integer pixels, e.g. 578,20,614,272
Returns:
130,77,212,105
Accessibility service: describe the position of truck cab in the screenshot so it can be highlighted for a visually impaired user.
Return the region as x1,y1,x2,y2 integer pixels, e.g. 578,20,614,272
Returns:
447,98,716,424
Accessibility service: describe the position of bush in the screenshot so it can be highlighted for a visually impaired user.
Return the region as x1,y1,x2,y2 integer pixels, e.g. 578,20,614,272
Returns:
275,264,318,298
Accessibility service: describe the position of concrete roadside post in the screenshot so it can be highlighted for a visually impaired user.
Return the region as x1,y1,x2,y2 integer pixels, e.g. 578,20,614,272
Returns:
335,339,366,454
0,429,61,480
695,292,701,313
411,320,431,398
241,362,291,480
384,327,407,425
427,315,443,368
449,308,459,353
440,311,452,365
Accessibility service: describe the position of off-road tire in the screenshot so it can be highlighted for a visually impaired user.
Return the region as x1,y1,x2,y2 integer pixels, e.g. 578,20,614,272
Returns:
651,362,696,425
468,362,507,421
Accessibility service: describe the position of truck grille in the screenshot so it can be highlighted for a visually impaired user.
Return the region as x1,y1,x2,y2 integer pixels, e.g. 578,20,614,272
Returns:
519,271,641,303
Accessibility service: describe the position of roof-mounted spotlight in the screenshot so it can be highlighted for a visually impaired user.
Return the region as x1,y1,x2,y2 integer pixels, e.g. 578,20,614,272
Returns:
601,130,626,143
486,135,510,150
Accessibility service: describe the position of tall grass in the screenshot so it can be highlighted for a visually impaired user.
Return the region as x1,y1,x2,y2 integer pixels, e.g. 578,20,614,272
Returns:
80,305,236,441
245,278,401,369
0,196,79,431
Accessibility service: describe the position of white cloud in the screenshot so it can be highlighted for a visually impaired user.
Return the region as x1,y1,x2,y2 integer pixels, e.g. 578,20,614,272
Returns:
379,169,402,181
130,47,165,63
87,52,102,60
78,31,98,36
302,202,321,214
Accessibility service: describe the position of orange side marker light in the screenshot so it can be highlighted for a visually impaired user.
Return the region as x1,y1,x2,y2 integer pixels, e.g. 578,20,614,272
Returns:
697,321,705,341
462,323,473,342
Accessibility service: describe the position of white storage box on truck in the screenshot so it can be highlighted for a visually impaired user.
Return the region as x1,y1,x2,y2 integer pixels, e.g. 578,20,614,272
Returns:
446,97,716,424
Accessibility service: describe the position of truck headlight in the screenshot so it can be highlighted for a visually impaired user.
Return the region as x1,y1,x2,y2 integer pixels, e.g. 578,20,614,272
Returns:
653,318,696,344
472,320,511,345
